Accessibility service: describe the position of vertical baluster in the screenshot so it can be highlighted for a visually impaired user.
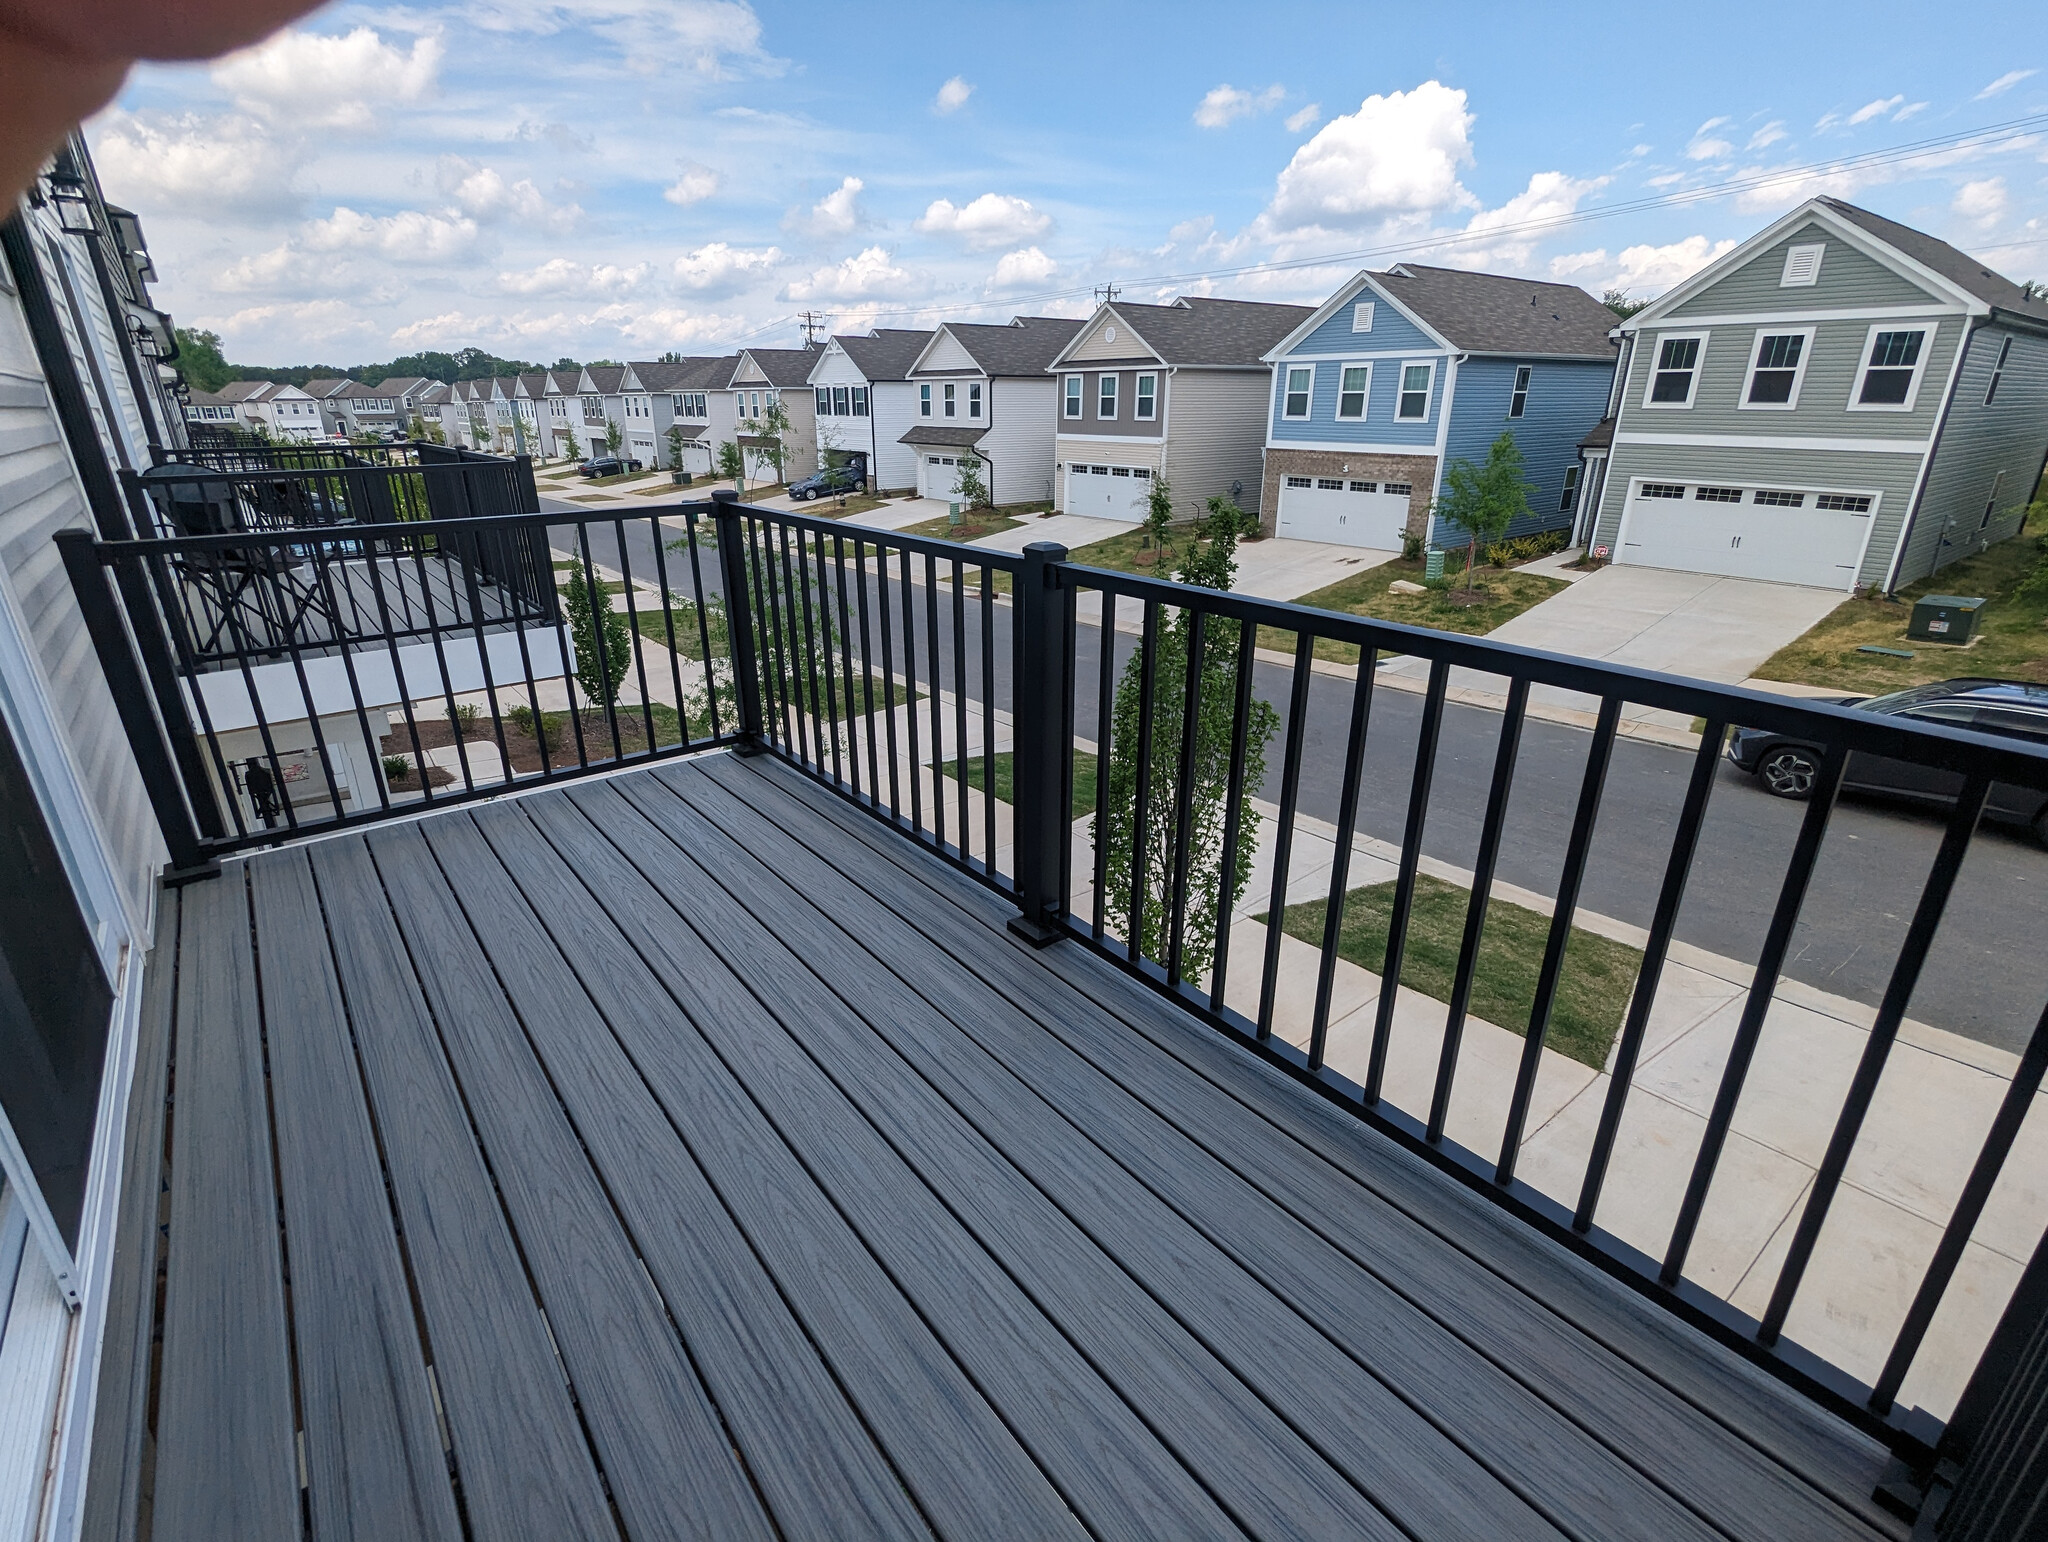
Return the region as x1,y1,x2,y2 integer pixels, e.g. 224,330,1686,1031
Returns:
1309,654,1379,1071
854,535,883,806
981,564,998,870
1126,600,1161,963
1090,589,1117,940
1362,658,1449,1100
810,527,844,786
685,511,722,741
574,522,622,766
925,551,947,853
1256,633,1317,1041
608,516,657,757
897,542,924,837
1206,617,1260,1017
1164,610,1208,987
873,536,900,815
647,512,691,746
452,526,515,785
953,558,971,861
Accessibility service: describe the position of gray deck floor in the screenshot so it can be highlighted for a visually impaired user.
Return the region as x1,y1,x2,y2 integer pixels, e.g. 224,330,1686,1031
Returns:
88,751,1911,1541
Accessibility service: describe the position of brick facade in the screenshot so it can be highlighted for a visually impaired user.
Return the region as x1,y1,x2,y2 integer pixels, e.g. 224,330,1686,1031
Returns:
1259,448,1436,540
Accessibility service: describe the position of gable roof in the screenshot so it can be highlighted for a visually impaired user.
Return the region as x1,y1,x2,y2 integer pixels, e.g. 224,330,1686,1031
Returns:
918,316,1085,377
1374,266,1618,357
217,380,276,402
828,329,933,382
378,376,433,397
1052,297,1315,370
1819,199,2048,326
302,377,354,399
737,345,826,387
516,371,549,396
632,357,722,391
582,365,627,395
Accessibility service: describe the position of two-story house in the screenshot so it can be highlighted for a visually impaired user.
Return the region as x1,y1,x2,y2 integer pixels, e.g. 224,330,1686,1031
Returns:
1259,266,1618,551
903,317,1084,504
632,357,725,475
1589,198,2048,592
808,329,932,492
218,380,324,441
725,346,823,485
576,365,627,455
1046,297,1313,520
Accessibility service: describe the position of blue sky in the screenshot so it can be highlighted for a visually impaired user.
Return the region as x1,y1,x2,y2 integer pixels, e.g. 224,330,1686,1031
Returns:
89,0,2047,365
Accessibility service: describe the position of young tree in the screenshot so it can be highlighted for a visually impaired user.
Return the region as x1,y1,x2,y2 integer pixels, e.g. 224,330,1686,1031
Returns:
665,423,686,471
1098,501,1278,981
715,438,745,491
1142,470,1174,553
603,417,624,457
1434,432,1533,594
559,423,581,462
562,567,632,708
755,395,792,485
953,455,992,511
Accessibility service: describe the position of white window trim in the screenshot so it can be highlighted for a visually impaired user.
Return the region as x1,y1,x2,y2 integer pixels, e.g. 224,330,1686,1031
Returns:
1063,374,1083,419
1281,364,1314,421
1507,363,1532,420
1335,360,1372,421
919,383,933,418
1351,301,1375,333
969,382,983,419
943,382,957,418
1848,320,1938,414
1134,372,1157,421
1097,373,1118,421
1640,330,1710,410
1738,324,1817,412
1395,358,1436,422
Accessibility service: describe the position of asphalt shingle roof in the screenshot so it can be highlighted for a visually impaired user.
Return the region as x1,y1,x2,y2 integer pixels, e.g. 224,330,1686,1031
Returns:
583,365,627,395
740,346,827,387
302,377,354,399
927,316,1085,377
1090,298,1314,367
1820,199,2048,324
1373,265,1619,357
631,357,726,391
832,329,932,382
899,424,989,448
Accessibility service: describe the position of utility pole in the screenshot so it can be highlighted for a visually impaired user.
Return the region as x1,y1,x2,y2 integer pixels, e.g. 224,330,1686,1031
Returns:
1093,283,1121,306
798,310,825,346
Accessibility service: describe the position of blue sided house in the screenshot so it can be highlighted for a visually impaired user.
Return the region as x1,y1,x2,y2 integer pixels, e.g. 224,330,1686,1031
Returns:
1258,265,1619,553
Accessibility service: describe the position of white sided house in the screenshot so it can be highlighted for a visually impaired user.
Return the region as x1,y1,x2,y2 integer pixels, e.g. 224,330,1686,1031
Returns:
1046,296,1312,522
808,330,931,492
903,317,1084,505
1590,197,2048,592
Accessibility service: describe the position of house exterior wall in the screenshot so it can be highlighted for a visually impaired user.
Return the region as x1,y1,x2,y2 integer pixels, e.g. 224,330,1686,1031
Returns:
1666,221,1932,316
1897,324,2048,584
1161,369,1271,519
1063,312,1156,363
983,376,1059,506
1054,436,1163,512
1266,334,1449,451
1055,367,1167,440
1435,355,1614,546
914,329,980,373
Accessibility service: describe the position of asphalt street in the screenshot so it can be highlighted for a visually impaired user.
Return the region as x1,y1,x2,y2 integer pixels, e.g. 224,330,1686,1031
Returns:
541,496,2048,1053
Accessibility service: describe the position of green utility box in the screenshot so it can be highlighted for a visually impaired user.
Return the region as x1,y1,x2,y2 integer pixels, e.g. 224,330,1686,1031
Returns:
1425,548,1446,583
1907,594,1985,644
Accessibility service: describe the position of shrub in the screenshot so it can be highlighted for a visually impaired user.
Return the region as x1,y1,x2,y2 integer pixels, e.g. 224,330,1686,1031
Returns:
563,566,633,707
382,754,411,783
1482,528,1571,567
446,702,480,737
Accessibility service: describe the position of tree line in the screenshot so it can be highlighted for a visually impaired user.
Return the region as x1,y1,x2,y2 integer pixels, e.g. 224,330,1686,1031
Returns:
173,328,596,394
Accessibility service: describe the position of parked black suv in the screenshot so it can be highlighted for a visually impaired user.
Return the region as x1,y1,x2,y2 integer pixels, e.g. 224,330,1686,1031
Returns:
578,455,643,478
788,465,865,501
1727,678,2048,842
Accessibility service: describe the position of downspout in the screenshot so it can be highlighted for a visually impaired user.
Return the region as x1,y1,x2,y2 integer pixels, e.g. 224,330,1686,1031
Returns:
1885,318,1982,594
977,377,997,504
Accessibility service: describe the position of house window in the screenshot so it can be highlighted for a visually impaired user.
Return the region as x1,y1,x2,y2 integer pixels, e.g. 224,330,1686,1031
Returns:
1985,336,2013,405
1754,489,1805,507
1382,482,1412,497
1337,364,1369,419
1646,334,1705,406
920,383,932,417
1508,364,1531,419
1132,468,1151,480
1982,471,2007,529
1640,482,1687,499
1780,243,1825,287
969,382,982,418
1135,374,1156,420
1316,478,1343,489
1098,374,1117,419
1064,375,1082,418
1349,481,1377,492
816,387,831,416
1855,326,1930,409
1396,361,1433,420
852,387,868,416
832,385,849,416
1351,301,1375,333
1282,366,1313,419
1559,464,1580,512
943,383,957,418
1111,466,1131,477
1743,330,1812,407
1816,493,1873,512
1285,475,1312,488
1695,486,1743,503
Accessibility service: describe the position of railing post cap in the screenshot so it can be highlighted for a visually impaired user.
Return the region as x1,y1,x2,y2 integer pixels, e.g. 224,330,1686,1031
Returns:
1022,539,1068,560
710,486,739,504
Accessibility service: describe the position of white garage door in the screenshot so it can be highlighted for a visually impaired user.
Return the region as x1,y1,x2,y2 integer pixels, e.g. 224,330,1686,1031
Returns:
1274,475,1411,549
1067,462,1152,518
1617,479,1875,590
917,454,964,500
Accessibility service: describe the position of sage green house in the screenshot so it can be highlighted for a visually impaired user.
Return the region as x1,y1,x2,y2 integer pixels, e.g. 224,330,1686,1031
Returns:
1588,198,2048,592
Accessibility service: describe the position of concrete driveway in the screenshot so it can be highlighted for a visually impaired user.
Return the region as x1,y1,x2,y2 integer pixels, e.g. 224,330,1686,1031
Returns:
1230,536,1400,603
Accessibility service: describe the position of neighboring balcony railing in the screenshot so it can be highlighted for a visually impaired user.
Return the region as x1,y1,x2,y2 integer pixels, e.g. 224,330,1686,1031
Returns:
59,488,2048,1529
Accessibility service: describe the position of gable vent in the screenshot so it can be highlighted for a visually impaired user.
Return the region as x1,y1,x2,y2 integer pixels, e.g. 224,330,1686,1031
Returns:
1780,243,1825,287
1352,301,1375,332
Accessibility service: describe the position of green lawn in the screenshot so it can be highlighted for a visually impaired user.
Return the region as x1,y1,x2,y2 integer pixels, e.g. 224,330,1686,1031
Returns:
1066,524,1207,579
941,749,1098,817
1268,872,1641,1069
578,469,668,488
631,602,727,661
895,511,1026,542
1256,556,1567,666
1755,502,2048,693
786,492,893,520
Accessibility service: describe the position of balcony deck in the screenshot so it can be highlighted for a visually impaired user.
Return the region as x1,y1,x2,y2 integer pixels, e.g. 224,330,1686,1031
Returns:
88,751,1910,1541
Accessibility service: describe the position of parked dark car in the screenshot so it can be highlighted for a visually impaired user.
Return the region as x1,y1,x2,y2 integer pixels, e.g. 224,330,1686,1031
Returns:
788,465,865,501
578,455,642,478
1727,678,2048,842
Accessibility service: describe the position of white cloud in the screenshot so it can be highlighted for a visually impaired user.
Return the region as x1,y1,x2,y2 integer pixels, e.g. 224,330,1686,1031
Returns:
915,193,1052,250
88,111,296,214
463,0,777,80
1285,103,1321,134
672,242,783,291
1194,83,1287,129
783,246,912,301
1260,81,1475,235
305,206,480,262
663,164,720,206
1551,235,1738,298
1849,95,1905,126
1747,121,1788,151
1977,69,2037,100
1686,117,1734,161
213,26,442,129
790,176,865,237
215,300,383,347
987,247,1056,289
437,158,581,231
1454,171,1608,268
1954,177,2008,223
1894,101,1929,122
497,258,649,296
934,76,973,114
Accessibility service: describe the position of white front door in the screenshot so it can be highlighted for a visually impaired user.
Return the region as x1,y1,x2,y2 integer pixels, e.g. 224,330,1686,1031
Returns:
1274,476,1409,549
1066,463,1151,518
1617,478,1875,590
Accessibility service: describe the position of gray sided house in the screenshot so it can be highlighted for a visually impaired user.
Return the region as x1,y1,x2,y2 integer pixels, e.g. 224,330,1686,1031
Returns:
808,329,932,492
1590,197,2048,592
631,356,725,475
1045,296,1313,522
1261,265,1617,551
726,346,823,484
904,316,1085,506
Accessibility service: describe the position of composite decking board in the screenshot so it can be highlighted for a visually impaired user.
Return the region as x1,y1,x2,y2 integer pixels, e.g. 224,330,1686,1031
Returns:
467,801,1102,1542
151,869,301,1541
730,754,1905,1537
363,822,777,1542
80,898,177,1542
435,807,938,1542
671,764,1808,1542
692,760,1890,1542
303,837,619,1542
245,855,466,1542
580,775,1417,1542
515,789,1229,1542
